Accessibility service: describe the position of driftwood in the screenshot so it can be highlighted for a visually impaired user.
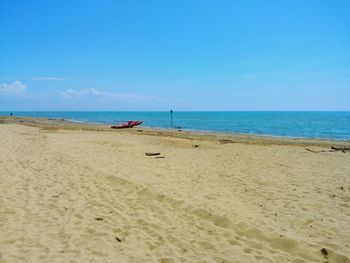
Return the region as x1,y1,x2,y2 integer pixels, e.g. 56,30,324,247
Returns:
305,148,332,153
331,146,350,151
145,152,161,156
306,147,350,153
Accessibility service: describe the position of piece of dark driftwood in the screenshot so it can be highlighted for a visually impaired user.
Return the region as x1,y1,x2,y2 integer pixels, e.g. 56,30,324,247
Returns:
306,147,350,153
331,146,350,151
145,152,161,156
305,148,331,153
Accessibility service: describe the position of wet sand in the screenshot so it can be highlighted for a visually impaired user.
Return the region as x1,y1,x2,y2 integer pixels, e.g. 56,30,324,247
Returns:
1,117,350,262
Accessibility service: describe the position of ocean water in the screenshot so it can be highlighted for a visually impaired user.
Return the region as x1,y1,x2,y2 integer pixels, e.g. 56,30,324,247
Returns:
1,111,350,141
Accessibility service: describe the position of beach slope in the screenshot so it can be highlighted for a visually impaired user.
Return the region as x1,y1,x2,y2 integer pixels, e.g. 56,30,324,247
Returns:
0,119,349,262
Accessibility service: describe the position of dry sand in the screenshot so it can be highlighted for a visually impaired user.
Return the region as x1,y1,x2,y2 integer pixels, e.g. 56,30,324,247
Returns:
0,117,350,262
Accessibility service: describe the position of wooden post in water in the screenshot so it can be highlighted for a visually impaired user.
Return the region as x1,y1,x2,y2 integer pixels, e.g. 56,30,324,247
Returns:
170,110,173,128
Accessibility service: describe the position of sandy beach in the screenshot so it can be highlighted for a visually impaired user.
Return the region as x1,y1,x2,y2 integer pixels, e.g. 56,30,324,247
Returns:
0,117,349,263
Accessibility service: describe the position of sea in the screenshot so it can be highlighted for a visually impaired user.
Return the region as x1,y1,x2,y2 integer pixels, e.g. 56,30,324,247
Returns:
1,111,350,141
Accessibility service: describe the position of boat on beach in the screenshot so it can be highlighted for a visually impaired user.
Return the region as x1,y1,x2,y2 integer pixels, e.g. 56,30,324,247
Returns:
111,120,143,129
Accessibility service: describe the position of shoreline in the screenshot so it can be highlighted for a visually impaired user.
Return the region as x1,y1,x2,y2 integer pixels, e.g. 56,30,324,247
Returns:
1,115,349,148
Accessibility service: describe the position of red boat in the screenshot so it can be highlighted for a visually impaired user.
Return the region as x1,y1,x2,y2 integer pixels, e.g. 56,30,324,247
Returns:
111,120,143,129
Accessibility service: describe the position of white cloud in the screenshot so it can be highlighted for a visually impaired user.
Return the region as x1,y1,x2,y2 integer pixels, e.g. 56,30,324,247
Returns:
0,81,26,94
58,88,105,99
33,76,65,81
58,88,156,101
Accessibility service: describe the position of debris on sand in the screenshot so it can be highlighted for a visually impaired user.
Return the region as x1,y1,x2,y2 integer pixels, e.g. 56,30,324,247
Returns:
145,152,161,156
306,147,350,153
321,248,328,257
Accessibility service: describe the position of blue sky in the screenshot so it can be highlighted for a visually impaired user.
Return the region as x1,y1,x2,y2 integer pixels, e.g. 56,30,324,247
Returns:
0,0,349,111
